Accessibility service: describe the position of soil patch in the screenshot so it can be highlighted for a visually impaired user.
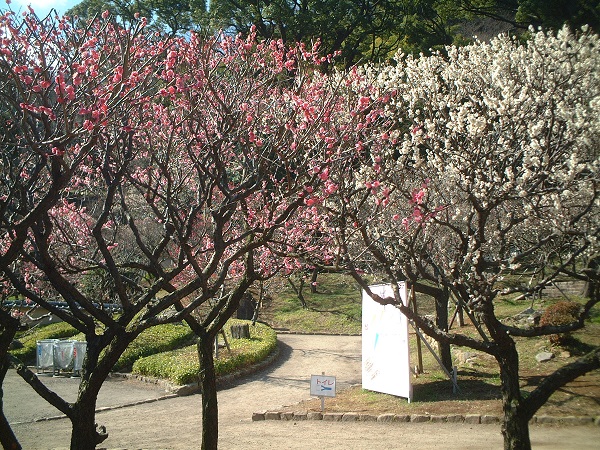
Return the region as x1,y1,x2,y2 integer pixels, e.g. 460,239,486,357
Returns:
282,369,600,418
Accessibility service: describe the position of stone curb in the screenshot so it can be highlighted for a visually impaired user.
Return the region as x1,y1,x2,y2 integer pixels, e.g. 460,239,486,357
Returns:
19,394,181,425
252,411,600,427
272,329,359,336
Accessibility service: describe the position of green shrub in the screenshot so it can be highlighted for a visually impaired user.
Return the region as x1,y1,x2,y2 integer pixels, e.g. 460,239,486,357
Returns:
539,301,582,345
132,320,277,385
112,323,195,371
10,321,79,364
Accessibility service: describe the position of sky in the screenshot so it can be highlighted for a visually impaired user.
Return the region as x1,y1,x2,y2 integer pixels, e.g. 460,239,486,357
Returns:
7,0,82,18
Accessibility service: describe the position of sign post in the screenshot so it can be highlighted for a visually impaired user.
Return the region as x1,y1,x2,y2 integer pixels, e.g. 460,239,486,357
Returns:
310,372,336,412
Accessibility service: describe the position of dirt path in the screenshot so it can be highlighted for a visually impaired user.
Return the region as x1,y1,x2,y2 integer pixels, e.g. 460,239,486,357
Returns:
6,334,600,449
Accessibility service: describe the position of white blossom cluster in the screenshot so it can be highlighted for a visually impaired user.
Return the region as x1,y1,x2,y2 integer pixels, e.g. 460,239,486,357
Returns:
349,26,599,303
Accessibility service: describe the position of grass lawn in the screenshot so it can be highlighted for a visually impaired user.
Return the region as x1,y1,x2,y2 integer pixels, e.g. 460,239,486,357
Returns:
258,273,364,334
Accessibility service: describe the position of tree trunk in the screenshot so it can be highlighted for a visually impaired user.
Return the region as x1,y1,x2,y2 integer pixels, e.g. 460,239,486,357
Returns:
198,336,218,450
251,281,263,325
68,333,128,449
69,346,110,450
286,276,308,309
70,395,107,450
0,312,22,450
497,341,531,450
435,288,453,372
0,407,21,450
1,356,21,450
310,268,319,293
11,359,102,449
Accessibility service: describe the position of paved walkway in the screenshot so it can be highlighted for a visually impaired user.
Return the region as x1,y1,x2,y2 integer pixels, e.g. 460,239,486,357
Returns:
6,334,600,449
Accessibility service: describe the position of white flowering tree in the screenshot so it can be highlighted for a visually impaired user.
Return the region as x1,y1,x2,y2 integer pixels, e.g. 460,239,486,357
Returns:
324,27,600,450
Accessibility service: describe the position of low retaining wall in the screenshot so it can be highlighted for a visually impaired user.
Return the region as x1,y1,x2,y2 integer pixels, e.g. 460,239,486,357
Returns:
252,411,600,426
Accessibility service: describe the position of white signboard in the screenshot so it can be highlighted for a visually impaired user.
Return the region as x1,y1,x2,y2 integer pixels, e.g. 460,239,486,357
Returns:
310,374,336,397
362,283,412,401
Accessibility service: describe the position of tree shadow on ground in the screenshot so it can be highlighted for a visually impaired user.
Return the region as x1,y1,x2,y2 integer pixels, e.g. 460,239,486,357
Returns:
560,336,597,356
520,373,600,410
413,376,501,403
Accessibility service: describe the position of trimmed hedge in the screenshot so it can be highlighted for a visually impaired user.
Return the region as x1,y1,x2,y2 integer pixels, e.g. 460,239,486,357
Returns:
112,323,196,371
132,320,277,385
10,321,79,364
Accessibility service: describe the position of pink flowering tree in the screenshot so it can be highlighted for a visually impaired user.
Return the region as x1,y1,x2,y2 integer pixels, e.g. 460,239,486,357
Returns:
0,8,174,448
320,27,600,450
0,7,385,449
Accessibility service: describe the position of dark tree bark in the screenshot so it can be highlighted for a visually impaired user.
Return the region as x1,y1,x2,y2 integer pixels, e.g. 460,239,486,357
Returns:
496,341,532,450
0,404,20,450
434,287,453,372
70,398,108,450
10,359,107,450
11,330,135,450
0,311,22,450
412,282,453,372
310,268,319,294
198,336,218,450
287,275,308,309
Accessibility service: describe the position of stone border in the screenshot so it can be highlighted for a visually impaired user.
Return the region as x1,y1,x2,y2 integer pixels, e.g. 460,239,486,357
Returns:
252,411,600,427
19,395,181,424
272,329,359,336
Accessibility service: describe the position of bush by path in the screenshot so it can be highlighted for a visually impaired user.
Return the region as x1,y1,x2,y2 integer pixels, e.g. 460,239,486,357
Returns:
132,320,277,385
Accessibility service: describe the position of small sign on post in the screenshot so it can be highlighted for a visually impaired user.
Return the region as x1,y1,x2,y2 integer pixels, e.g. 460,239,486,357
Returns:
310,373,336,412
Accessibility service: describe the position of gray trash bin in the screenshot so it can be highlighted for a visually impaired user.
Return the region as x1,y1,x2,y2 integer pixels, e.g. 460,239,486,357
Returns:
53,340,75,372
73,341,87,375
36,339,58,373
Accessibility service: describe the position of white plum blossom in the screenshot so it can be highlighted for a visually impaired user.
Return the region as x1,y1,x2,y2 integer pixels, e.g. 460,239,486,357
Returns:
314,37,598,450
343,26,600,296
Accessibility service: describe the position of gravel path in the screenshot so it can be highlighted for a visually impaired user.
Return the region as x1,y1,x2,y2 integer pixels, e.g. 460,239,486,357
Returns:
6,334,600,449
